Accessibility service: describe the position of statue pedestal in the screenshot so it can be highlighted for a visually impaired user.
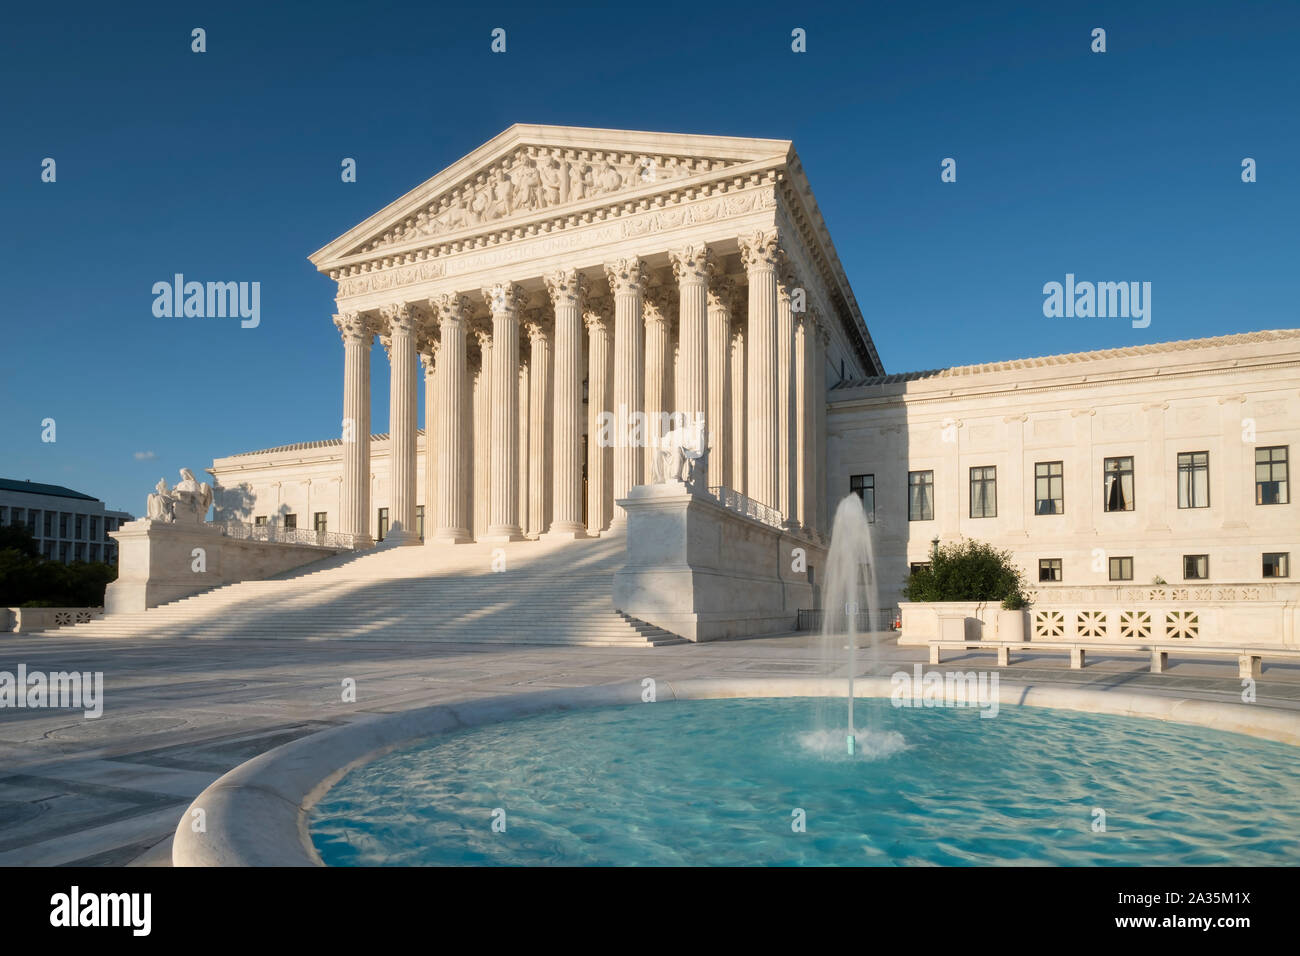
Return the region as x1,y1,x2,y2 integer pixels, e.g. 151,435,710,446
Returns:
612,483,824,641
105,519,347,614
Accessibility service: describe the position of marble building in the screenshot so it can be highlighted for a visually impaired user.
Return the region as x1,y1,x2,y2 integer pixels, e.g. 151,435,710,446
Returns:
211,125,883,545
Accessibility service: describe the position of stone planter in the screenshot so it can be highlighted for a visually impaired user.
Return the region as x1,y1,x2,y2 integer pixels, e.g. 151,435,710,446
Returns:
997,609,1029,643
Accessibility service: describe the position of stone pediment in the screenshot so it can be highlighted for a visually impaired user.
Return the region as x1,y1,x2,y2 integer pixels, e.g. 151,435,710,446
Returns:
310,125,792,267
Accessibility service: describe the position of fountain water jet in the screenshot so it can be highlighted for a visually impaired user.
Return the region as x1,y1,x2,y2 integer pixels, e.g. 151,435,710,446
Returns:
819,494,881,754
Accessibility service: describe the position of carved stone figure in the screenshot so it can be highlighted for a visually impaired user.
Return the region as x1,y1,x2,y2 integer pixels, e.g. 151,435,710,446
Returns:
651,413,710,490
145,469,213,525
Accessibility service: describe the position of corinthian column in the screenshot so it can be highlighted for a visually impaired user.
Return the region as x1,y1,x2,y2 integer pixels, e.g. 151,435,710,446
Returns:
730,320,747,495
334,311,374,546
670,244,712,443
585,299,613,534
643,286,671,455
543,269,587,538
472,326,492,539
795,312,812,532
815,321,830,537
482,283,526,541
777,266,799,528
431,294,472,542
605,257,647,524
525,314,553,538
419,334,439,543
739,230,780,511
382,302,420,545
518,353,530,535
706,275,734,490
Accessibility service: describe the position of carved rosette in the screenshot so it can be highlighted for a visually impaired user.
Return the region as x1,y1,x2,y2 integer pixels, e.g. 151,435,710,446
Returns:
669,244,715,285
604,257,648,297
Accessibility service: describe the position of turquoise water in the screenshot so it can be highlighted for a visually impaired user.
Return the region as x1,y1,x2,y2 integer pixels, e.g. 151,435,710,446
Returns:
310,698,1300,866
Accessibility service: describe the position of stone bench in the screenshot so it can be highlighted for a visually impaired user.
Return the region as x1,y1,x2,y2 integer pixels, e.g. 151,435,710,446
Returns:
927,640,1300,678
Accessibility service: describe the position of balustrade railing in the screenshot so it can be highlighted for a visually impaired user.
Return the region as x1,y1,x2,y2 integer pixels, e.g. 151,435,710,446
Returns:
707,486,784,529
217,521,364,550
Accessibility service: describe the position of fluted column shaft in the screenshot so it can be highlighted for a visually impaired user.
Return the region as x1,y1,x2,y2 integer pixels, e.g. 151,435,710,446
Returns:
545,270,587,537
420,340,439,542
777,271,798,527
606,258,647,522
585,303,613,534
644,307,669,450
740,231,780,511
795,313,812,532
671,246,712,435
473,330,492,538
383,303,419,544
432,295,472,542
518,358,530,532
815,323,829,537
526,319,552,538
484,283,525,540
334,312,373,545
730,323,747,495
706,277,733,490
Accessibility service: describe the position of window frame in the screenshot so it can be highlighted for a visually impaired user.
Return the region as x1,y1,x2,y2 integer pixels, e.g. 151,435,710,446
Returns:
1103,456,1135,513
849,474,875,523
1262,552,1289,579
1108,555,1134,581
1183,553,1209,580
1038,558,1063,583
969,465,997,519
908,470,935,522
1176,450,1210,509
1034,460,1065,515
1255,445,1289,505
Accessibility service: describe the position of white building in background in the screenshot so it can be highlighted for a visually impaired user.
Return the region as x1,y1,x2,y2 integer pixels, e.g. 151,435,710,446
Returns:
827,329,1299,608
0,478,133,565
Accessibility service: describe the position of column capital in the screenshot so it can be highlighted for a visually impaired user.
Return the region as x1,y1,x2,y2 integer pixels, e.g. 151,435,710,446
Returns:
604,256,648,296
333,311,370,343
643,284,675,329
544,268,587,307
524,310,553,344
482,282,527,317
706,274,737,312
430,292,475,327
669,244,715,284
738,230,780,271
419,336,440,374
380,302,417,335
583,297,613,332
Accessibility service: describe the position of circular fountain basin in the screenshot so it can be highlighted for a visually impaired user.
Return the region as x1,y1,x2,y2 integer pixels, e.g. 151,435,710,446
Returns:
173,679,1300,866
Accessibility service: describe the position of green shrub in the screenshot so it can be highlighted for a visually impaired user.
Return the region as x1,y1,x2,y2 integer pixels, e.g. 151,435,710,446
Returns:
902,539,1027,605
0,526,117,607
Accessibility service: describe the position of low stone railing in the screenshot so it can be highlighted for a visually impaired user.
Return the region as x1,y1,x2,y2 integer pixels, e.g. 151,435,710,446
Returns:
217,521,365,551
900,586,1299,649
3,607,104,633
707,486,784,529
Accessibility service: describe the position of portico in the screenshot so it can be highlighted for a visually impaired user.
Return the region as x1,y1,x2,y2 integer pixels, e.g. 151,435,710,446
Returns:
309,126,882,547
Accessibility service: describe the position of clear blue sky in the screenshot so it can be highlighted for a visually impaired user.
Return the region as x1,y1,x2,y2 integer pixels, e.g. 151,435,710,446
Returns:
2,0,1296,514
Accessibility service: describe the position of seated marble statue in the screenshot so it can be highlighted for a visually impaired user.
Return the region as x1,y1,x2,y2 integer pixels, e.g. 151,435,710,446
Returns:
146,469,213,524
651,413,709,490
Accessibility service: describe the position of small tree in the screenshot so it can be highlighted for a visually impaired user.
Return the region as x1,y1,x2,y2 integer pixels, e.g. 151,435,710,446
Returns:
902,539,1027,606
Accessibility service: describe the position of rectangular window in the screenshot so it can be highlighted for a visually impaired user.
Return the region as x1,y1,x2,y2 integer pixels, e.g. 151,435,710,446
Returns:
1038,558,1063,582
1109,556,1133,581
26,510,38,533
10,508,24,527
59,513,69,537
1256,446,1289,505
909,562,931,576
969,466,997,518
89,516,99,539
59,542,69,562
44,541,56,559
0,507,6,525
1263,552,1289,578
90,544,101,562
908,470,934,521
1183,554,1209,580
74,543,85,562
75,514,84,539
417,504,425,540
1034,461,1065,515
254,515,268,527
849,474,875,522
43,512,53,537
283,513,297,530
314,512,327,533
1103,456,1135,512
1177,451,1210,508
377,508,389,542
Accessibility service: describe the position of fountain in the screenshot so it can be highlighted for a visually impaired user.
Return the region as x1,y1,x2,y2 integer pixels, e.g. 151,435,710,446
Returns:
820,494,881,754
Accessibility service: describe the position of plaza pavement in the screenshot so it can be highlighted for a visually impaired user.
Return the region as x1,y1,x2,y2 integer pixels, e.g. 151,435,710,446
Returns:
1,630,1297,867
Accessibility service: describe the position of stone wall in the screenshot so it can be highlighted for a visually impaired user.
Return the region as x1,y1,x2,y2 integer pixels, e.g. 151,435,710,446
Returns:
613,483,823,641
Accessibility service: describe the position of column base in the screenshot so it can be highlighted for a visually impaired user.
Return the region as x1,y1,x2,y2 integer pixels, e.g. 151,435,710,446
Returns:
431,528,473,544
483,526,525,543
542,522,589,541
